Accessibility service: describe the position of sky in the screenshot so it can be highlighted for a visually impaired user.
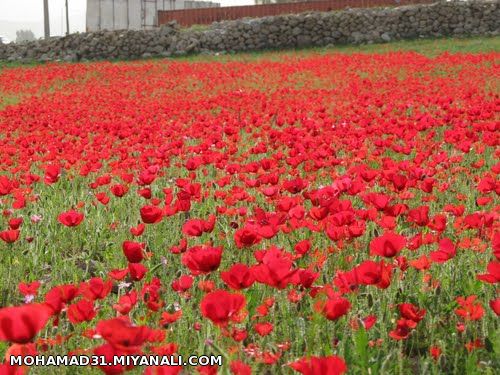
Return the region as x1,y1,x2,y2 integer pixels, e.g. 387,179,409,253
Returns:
0,0,253,41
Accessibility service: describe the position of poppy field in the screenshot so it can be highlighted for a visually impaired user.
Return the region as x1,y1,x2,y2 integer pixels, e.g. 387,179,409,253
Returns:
0,39,499,374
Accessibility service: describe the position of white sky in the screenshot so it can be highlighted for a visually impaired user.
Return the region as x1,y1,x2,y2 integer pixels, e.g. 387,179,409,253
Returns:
0,0,253,40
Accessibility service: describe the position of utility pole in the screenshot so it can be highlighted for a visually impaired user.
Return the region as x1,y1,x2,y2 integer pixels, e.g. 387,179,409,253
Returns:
43,0,50,39
65,0,70,35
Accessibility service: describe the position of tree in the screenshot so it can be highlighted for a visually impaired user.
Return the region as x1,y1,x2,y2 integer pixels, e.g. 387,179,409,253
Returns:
16,30,36,43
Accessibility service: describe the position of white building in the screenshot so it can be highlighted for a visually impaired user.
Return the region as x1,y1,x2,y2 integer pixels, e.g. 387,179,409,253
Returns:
86,0,220,31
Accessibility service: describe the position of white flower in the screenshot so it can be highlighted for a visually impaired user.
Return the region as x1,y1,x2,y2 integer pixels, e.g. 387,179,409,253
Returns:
31,214,42,223
118,281,131,290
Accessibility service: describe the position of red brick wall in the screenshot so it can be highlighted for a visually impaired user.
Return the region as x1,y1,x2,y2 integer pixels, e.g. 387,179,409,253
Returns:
158,0,435,27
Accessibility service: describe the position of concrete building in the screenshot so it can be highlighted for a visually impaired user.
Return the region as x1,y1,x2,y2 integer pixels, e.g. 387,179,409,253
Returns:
86,0,220,31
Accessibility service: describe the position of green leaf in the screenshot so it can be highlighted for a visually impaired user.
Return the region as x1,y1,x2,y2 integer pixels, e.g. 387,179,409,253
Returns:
354,327,369,373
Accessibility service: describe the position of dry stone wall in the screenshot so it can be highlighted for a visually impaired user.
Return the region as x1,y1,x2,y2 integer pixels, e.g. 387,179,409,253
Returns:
0,1,498,62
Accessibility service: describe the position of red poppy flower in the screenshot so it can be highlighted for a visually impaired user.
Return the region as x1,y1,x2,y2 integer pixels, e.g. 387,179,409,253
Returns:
67,299,97,324
130,223,145,237
230,360,252,375
234,227,261,248
122,241,145,263
96,317,152,353
0,303,53,344
0,176,14,195
490,298,500,316
294,239,311,256
44,165,61,184
252,247,298,289
353,260,393,289
477,261,500,283
220,263,255,290
0,229,20,243
18,281,41,298
128,263,147,281
108,268,129,281
160,310,183,325
389,318,415,340
171,275,193,292
430,346,442,361
57,210,84,227
363,315,377,330
181,245,222,275
407,206,429,226
8,217,22,230
200,290,246,326
398,303,426,323
455,296,484,321
140,205,163,224
110,184,128,197
430,238,456,263
79,277,112,300
92,343,129,374
320,296,351,321
113,291,138,315
369,232,406,257
44,284,78,314
289,355,347,375
182,219,205,236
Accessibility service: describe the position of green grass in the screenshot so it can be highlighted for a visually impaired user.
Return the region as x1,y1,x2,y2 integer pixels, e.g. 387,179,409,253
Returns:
1,36,499,71
0,34,498,374
0,94,21,110
177,35,500,62
2,35,495,111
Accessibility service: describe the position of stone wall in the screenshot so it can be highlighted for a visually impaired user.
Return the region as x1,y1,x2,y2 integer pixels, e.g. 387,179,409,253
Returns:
0,1,498,62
